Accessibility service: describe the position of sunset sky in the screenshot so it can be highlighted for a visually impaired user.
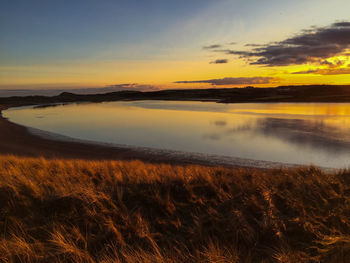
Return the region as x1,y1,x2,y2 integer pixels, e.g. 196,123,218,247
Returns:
1,0,350,91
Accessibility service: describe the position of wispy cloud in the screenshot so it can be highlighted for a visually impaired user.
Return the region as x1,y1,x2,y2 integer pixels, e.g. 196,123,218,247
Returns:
292,68,350,75
244,43,264,47
175,77,274,85
203,44,222,49
213,21,350,67
106,83,159,92
210,59,228,64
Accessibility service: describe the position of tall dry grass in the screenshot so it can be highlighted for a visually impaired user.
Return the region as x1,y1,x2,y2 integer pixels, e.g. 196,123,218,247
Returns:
0,155,349,262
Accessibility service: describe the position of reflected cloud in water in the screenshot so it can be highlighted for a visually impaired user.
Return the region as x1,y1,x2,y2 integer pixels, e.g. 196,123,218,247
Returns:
208,117,350,153
256,118,350,153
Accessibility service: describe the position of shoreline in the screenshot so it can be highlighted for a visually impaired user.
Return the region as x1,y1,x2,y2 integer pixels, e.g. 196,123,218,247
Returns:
0,103,309,170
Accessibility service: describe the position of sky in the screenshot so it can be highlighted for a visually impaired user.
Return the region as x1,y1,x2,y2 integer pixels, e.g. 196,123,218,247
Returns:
1,0,350,91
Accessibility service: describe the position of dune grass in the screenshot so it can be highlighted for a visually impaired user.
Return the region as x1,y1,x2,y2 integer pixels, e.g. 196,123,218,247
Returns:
0,155,349,262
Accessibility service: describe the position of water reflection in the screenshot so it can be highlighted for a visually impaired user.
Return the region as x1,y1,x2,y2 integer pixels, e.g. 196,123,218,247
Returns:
206,117,350,153
256,118,350,153
4,101,350,168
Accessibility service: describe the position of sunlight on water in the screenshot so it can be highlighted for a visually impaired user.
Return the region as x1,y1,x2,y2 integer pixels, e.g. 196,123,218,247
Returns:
4,101,350,168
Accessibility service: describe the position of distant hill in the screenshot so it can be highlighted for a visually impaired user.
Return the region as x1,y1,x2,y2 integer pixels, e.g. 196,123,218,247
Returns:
1,85,350,107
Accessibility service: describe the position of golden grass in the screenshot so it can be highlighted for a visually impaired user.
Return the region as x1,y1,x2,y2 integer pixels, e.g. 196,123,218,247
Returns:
0,155,349,262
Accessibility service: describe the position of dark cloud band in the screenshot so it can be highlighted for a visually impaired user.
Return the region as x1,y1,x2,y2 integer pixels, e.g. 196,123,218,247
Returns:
292,68,350,75
216,21,350,67
175,77,274,85
107,84,159,91
203,44,222,49
210,59,228,64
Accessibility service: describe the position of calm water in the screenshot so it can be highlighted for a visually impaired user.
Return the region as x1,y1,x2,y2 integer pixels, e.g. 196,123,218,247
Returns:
4,101,350,168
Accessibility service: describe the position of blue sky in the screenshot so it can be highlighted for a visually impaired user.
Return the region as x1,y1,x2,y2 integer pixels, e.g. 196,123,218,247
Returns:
1,0,350,89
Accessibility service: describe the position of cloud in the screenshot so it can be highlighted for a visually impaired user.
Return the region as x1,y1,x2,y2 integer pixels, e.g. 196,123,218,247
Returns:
210,59,228,64
332,22,350,27
106,83,159,92
292,68,350,75
217,21,350,67
203,44,222,49
291,70,318,75
175,77,274,85
245,43,264,47
319,59,344,67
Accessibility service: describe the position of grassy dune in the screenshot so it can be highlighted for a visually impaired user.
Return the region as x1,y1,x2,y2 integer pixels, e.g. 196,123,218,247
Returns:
0,156,349,262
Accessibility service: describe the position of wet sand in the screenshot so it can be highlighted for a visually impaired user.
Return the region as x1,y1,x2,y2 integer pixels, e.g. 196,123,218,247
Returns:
0,107,146,160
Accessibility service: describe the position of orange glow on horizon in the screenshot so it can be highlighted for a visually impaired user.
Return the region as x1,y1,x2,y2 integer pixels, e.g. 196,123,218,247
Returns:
1,53,350,89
